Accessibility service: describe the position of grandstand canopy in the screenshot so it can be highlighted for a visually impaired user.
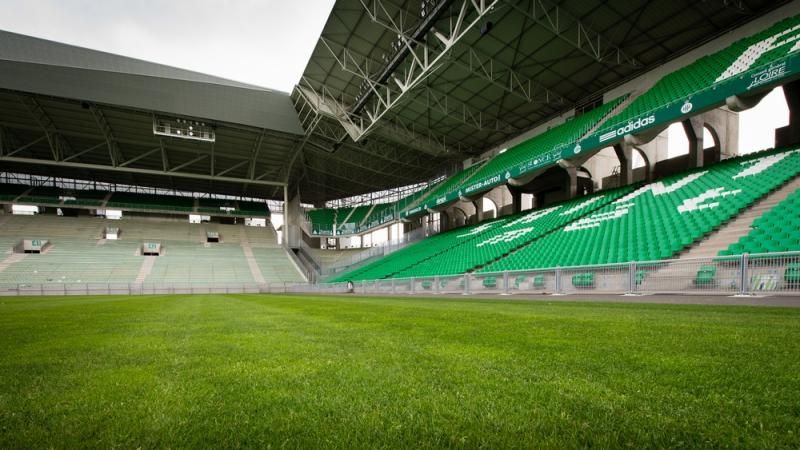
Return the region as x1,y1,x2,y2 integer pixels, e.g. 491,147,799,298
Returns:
0,0,793,204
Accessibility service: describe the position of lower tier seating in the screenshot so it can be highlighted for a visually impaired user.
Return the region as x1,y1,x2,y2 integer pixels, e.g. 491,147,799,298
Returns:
721,186,800,255
391,184,633,278
482,146,800,273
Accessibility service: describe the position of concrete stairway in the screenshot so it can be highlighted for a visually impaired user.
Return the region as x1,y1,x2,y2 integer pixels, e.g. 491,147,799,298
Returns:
679,175,800,259
0,253,26,274
239,230,266,284
135,256,156,284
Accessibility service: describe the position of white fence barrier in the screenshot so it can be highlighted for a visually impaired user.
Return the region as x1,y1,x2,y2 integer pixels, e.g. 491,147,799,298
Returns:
293,252,800,297
3,252,799,297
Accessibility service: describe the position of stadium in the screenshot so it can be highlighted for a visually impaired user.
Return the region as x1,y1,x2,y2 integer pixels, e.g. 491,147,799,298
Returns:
2,0,800,447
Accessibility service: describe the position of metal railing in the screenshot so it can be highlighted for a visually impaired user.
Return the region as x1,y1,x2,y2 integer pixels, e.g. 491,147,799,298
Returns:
0,281,309,297
297,252,800,297
8,252,797,297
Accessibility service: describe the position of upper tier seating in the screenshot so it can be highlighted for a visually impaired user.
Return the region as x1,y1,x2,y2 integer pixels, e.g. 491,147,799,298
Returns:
106,192,195,211
362,202,396,229
337,205,371,234
237,201,270,216
598,15,800,131
0,183,30,201
722,187,800,255
454,96,627,194
482,146,800,273
307,208,337,235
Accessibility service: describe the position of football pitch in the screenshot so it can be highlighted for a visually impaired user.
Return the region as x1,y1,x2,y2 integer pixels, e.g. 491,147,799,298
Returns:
1,294,799,448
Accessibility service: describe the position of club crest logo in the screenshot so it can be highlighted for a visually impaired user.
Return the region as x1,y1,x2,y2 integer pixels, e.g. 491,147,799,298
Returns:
681,101,693,114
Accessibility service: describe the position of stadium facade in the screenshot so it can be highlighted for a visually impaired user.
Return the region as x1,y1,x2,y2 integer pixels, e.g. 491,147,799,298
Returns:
1,0,800,296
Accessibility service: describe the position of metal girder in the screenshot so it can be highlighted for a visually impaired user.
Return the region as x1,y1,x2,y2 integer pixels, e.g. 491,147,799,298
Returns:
159,139,170,171
5,135,47,157
295,81,459,156
170,153,208,173
119,146,161,167
248,129,265,180
89,105,124,167
216,159,250,177
0,156,287,187
319,38,523,134
508,0,640,68
63,142,108,163
345,4,565,107
348,0,501,141
17,95,71,161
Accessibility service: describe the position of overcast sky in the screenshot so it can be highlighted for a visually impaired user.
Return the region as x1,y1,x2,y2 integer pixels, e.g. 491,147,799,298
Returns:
0,0,335,92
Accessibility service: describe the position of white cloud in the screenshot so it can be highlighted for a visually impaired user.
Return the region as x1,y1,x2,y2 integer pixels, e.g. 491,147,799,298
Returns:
0,0,334,92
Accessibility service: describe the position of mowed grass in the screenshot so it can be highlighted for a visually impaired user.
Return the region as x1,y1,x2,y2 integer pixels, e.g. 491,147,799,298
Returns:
1,295,799,448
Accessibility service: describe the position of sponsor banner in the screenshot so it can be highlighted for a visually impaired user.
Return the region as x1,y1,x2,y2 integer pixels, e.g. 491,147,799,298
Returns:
568,52,800,161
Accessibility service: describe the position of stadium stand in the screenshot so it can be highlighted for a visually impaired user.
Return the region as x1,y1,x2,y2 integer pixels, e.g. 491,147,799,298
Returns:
482,146,800,273
0,215,304,286
391,184,634,278
327,145,800,281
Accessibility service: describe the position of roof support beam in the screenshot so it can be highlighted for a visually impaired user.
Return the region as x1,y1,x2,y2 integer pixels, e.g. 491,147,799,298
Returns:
63,142,108,163
119,146,161,167
5,135,47,157
0,156,287,187
159,139,170,171
169,154,208,173
216,159,250,178
319,38,524,133
508,0,640,68
90,105,123,167
347,0,501,141
342,7,564,106
248,130,265,180
295,81,461,156
17,95,70,161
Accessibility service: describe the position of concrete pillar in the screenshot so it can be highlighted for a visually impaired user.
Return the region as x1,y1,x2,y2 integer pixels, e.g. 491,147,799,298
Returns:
613,142,634,186
776,80,800,148
682,117,704,169
283,185,290,248
565,167,578,199
509,186,522,215
472,200,484,223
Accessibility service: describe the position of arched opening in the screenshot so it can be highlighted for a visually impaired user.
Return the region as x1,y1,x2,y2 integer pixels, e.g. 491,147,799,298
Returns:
667,122,690,157
452,207,468,228
582,146,618,190
482,197,497,220
739,86,789,154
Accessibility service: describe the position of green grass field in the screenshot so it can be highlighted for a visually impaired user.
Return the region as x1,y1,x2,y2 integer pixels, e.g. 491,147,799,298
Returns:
1,294,799,448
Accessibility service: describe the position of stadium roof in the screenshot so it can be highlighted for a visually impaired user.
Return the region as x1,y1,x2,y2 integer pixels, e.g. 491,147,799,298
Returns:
293,0,792,201
0,1,794,204
0,30,303,200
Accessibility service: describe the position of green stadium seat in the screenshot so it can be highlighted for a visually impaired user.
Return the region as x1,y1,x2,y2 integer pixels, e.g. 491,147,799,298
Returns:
695,265,717,286
572,272,595,288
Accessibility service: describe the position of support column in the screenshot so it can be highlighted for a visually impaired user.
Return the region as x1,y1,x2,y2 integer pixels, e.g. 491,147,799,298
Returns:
472,200,484,223
682,117,705,169
283,185,289,248
776,80,800,148
613,142,634,186
564,167,578,200
508,186,522,214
